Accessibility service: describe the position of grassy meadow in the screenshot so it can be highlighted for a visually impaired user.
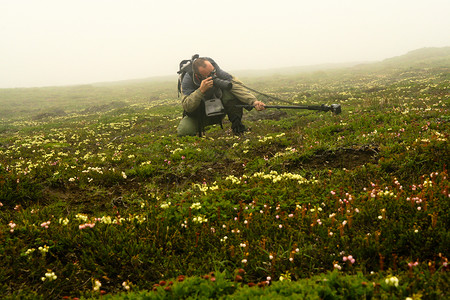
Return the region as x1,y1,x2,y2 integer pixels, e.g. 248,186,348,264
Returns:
0,48,449,299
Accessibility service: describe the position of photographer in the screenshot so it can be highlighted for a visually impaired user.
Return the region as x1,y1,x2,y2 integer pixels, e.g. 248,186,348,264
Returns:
177,57,265,136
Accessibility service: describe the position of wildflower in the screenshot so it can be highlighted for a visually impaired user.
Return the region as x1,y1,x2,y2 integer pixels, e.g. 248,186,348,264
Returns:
384,275,399,287
24,247,35,255
8,221,16,233
192,215,208,224
343,255,355,264
269,254,274,260
122,172,127,179
101,216,112,224
41,221,51,229
69,177,76,182
241,259,247,264
59,218,69,226
220,236,228,242
93,279,102,291
160,202,171,209
122,280,131,290
334,263,342,270
190,202,201,210
38,245,49,254
41,271,57,282
79,223,95,230
75,214,89,222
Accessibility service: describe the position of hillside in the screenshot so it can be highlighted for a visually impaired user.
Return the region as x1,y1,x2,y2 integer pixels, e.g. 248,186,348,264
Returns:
381,47,450,67
0,48,449,299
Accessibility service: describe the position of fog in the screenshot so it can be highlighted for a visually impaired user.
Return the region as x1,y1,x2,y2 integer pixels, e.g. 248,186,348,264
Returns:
1,0,449,88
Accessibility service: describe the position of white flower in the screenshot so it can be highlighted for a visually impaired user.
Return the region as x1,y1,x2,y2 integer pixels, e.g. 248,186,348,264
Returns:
160,202,171,209
385,276,399,287
58,218,69,226
190,202,201,210
93,279,102,291
42,271,57,281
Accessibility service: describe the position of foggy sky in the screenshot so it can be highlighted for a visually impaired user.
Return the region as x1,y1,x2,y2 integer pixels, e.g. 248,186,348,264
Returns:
1,0,449,88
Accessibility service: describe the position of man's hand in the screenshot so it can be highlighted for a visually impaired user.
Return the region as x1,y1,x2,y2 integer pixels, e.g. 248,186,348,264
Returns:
199,77,214,94
253,100,266,111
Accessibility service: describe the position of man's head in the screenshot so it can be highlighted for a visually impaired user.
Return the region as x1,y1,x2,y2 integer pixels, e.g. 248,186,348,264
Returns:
193,58,215,79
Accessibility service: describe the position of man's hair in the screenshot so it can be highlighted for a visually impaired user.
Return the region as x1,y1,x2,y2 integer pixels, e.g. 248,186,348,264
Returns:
192,58,208,75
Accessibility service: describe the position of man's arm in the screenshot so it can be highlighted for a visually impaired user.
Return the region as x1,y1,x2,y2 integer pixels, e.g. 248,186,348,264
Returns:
181,72,204,113
181,88,204,113
230,77,265,110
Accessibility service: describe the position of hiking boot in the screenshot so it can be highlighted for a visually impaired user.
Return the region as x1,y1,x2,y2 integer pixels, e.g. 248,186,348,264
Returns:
231,120,247,135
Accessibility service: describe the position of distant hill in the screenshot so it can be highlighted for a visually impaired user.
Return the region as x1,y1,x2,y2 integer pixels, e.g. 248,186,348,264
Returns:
353,47,450,71
381,47,450,66
92,47,450,86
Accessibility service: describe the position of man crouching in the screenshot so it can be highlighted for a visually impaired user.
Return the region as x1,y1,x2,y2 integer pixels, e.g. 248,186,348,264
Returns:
177,57,265,137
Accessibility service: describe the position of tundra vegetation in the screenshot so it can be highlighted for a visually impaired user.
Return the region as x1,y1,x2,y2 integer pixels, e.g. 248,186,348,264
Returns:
0,48,449,299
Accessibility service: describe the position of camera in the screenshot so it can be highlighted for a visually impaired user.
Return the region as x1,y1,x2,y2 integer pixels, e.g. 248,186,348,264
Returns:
209,70,233,90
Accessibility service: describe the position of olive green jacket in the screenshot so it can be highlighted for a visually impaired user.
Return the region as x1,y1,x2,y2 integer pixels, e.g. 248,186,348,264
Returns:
181,77,257,113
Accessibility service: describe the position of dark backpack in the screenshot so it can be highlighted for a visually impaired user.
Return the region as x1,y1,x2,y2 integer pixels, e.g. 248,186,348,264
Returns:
177,54,199,98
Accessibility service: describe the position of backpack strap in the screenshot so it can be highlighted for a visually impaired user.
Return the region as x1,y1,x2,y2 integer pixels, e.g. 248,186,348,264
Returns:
177,54,200,97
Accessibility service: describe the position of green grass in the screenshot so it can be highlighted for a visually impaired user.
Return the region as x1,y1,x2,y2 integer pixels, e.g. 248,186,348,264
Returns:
0,49,449,299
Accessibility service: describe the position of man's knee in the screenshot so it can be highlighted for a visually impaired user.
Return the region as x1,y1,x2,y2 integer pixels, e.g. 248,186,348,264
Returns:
177,116,198,137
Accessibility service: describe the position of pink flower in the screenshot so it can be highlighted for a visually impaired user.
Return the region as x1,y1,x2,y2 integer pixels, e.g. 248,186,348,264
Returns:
41,221,51,229
9,221,16,233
